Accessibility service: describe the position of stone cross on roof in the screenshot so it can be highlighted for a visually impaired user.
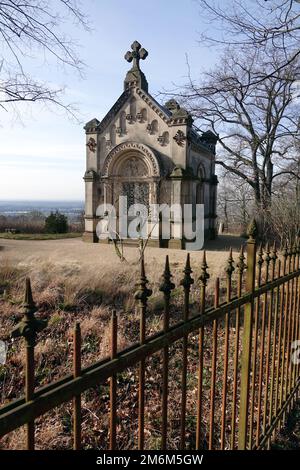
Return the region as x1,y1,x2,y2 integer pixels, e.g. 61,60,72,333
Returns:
125,41,148,71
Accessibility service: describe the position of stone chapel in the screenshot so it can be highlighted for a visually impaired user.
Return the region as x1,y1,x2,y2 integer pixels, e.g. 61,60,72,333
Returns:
83,41,218,248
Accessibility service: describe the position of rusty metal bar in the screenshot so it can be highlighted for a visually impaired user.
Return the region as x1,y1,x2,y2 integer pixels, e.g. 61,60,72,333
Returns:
292,242,299,399
109,310,118,450
262,245,274,439
209,277,219,450
231,246,246,449
292,244,300,397
10,278,47,450
73,322,81,450
249,244,263,449
220,249,234,449
284,247,293,417
160,256,174,450
268,254,280,445
180,254,194,449
25,343,35,450
135,256,152,450
238,220,257,450
280,246,290,419
255,244,271,446
287,244,298,412
196,251,209,450
274,260,285,432
2,267,300,441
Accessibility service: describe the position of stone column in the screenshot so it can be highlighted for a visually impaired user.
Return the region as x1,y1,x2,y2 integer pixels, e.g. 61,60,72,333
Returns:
83,170,99,243
168,167,184,249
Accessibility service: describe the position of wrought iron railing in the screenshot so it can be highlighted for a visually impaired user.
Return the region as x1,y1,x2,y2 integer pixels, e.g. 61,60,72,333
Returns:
0,223,299,450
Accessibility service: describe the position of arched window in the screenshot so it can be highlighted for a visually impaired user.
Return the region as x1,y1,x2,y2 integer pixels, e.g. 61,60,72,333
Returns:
151,119,158,134
162,131,169,145
137,108,147,123
197,164,206,180
120,111,126,134
110,125,116,146
129,97,136,117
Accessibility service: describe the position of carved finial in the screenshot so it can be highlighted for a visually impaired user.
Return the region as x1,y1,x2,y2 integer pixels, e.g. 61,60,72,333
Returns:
247,218,258,241
125,40,148,70
282,242,288,259
237,245,247,274
159,255,175,296
24,277,35,311
11,277,47,347
271,242,278,263
265,242,271,266
199,250,210,286
257,243,264,267
134,256,152,306
225,248,235,278
180,253,194,290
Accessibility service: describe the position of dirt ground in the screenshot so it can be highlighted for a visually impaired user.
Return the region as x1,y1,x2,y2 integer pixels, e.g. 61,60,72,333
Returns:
0,235,246,278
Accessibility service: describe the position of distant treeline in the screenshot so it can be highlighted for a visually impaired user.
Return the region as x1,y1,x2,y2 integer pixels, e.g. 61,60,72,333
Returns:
0,210,84,234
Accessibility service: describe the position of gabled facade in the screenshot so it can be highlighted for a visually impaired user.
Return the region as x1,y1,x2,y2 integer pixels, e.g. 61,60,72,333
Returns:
83,41,218,248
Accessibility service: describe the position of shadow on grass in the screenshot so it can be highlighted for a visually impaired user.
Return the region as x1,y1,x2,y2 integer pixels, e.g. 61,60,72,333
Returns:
272,400,300,450
204,234,247,252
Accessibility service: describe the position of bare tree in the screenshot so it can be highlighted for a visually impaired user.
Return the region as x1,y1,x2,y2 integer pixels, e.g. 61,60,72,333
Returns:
178,48,300,210
217,171,254,234
197,0,300,83
0,0,89,117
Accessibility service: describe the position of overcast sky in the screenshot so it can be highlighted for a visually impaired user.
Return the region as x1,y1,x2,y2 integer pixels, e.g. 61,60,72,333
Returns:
0,0,220,201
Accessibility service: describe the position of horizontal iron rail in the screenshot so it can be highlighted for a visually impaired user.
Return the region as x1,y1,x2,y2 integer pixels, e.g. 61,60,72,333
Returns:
0,268,299,438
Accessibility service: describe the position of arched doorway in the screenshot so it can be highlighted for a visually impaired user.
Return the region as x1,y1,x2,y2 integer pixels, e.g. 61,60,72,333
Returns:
101,142,161,240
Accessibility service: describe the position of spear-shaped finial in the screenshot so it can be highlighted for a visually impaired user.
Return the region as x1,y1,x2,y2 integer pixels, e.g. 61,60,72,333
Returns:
199,250,210,286
257,243,264,267
237,245,247,274
225,247,235,278
134,256,152,306
180,253,194,290
11,277,47,347
265,242,271,266
282,242,288,259
24,277,35,310
271,242,278,263
159,255,175,296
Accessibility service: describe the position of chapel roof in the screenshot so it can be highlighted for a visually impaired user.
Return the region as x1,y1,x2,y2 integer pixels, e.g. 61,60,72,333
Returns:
84,41,215,152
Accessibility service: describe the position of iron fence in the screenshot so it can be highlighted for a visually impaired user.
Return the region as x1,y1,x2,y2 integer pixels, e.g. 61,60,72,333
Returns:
0,222,299,450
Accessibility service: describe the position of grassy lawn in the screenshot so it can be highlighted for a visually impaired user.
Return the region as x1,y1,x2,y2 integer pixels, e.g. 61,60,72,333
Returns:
0,232,82,240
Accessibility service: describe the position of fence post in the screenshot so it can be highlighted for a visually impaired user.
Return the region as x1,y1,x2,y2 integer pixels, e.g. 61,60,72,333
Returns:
135,256,152,450
159,255,175,450
11,278,47,450
238,219,257,450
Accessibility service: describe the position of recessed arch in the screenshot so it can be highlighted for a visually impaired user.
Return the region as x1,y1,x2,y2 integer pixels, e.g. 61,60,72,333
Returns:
197,163,206,180
119,111,126,133
150,119,158,134
102,141,161,178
